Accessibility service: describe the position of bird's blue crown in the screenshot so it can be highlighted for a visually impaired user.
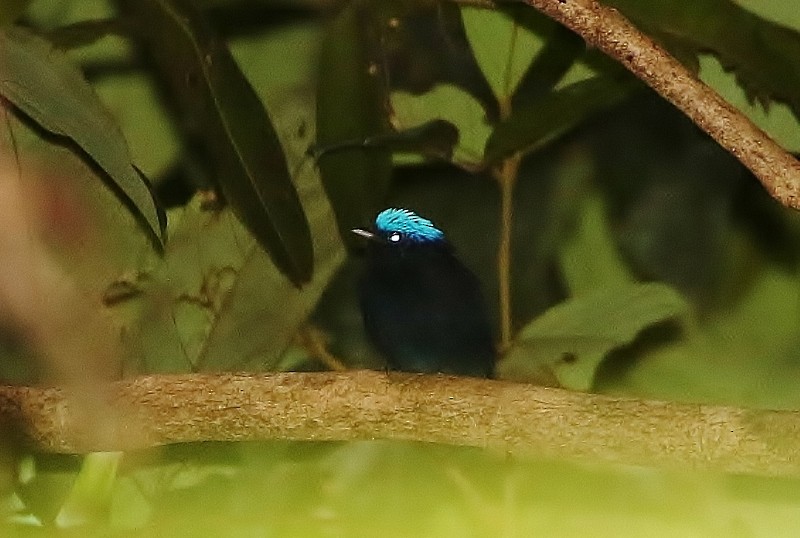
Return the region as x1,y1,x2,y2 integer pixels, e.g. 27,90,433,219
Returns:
374,208,445,243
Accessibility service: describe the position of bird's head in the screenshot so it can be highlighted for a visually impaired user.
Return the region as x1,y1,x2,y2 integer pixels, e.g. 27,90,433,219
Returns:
352,208,446,249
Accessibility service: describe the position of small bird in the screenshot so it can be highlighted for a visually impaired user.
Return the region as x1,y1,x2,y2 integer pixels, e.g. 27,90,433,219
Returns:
352,208,495,377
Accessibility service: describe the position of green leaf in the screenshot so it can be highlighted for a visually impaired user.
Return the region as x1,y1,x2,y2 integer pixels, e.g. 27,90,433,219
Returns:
499,283,690,390
54,452,122,528
460,5,549,102
14,455,82,525
128,198,341,373
484,75,638,164
0,26,164,246
391,84,492,169
512,23,586,109
119,0,313,286
558,193,636,296
316,0,392,242
120,93,345,373
599,263,800,409
13,441,800,535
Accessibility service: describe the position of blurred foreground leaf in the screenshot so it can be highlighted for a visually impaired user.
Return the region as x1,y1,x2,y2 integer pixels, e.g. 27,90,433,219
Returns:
499,283,689,390
119,0,313,285
12,441,800,535
14,455,81,526
0,104,159,383
0,26,164,246
54,452,121,528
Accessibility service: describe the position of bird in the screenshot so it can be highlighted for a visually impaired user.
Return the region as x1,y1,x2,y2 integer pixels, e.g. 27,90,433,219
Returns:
352,208,495,377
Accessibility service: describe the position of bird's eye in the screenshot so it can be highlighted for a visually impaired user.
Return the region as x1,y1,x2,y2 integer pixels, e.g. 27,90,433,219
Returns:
388,232,402,243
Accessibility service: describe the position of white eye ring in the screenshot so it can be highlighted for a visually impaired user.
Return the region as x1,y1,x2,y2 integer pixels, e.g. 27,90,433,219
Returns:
388,232,402,243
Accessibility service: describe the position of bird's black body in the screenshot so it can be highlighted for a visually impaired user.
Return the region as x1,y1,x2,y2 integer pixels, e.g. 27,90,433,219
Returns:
354,209,495,377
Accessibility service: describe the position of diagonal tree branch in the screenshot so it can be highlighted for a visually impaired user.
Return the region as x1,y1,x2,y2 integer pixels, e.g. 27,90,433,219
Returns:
1,371,799,478
458,0,800,209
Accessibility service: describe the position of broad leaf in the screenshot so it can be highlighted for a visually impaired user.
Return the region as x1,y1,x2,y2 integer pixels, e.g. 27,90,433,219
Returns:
44,19,126,50
460,5,548,102
485,75,638,164
499,283,689,390
120,94,345,373
558,194,636,297
119,0,313,285
0,26,164,246
391,84,492,169
129,194,342,373
512,23,586,109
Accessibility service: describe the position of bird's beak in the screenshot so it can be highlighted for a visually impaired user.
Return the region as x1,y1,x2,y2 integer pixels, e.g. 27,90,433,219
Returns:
351,228,379,241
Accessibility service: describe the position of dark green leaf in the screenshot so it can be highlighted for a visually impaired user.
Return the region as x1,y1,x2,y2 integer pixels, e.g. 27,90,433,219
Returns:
128,194,343,373
119,94,345,373
498,283,689,390
44,19,125,50
316,1,392,241
119,0,313,286
512,23,585,109
311,119,459,161
364,119,459,159
484,75,638,164
0,26,164,246
391,84,492,168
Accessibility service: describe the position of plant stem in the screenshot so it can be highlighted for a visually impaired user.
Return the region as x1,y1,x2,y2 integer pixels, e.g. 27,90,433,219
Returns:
496,151,520,351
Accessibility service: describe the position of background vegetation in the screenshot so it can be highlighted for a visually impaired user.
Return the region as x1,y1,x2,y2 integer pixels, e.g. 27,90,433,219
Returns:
2,0,800,535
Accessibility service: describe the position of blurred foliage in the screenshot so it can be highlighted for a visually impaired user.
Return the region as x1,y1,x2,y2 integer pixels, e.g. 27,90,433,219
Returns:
0,26,164,246
1,0,800,534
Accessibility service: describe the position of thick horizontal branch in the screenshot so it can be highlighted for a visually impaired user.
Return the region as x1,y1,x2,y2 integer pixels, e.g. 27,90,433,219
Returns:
480,0,800,209
0,371,799,477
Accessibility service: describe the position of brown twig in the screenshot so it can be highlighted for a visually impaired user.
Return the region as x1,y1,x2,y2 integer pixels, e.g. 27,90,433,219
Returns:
460,0,800,209
1,371,798,477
